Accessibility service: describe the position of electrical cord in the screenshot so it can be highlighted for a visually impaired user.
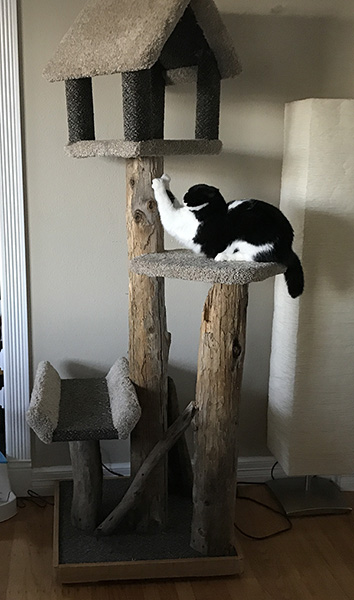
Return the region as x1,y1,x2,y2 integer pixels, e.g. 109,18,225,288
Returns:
101,462,125,477
17,464,124,509
16,462,290,540
16,461,123,510
17,489,54,508
235,491,292,540
234,461,292,540
101,459,291,540
271,460,279,480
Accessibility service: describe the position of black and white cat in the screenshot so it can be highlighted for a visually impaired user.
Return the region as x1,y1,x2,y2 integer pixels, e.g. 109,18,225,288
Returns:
152,174,304,298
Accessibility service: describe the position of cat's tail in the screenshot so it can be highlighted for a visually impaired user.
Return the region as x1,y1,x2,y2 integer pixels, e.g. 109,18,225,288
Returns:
284,251,304,298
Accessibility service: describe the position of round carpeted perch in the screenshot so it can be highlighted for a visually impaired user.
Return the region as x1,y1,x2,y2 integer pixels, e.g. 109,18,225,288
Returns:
130,249,286,284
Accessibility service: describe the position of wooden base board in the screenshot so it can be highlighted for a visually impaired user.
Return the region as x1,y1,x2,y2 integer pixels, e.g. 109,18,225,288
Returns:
53,481,243,584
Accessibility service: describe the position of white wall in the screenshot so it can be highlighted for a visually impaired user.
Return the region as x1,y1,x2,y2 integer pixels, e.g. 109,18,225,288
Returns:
19,0,354,467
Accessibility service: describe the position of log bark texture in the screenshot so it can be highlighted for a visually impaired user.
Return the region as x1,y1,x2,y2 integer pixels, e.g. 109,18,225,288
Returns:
126,157,169,530
69,440,102,532
96,401,196,536
190,283,249,556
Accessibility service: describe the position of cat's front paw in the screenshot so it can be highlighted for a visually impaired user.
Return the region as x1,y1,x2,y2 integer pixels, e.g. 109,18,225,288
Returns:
151,174,171,192
151,176,168,192
152,177,165,192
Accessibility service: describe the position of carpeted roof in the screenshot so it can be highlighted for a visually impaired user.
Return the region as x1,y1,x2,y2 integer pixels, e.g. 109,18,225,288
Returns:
43,0,241,82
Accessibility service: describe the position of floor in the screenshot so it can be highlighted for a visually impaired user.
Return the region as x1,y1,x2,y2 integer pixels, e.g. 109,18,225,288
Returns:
1,485,354,600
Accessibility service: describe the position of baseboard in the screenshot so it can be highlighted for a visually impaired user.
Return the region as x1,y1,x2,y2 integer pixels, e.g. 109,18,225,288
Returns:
32,463,131,496
7,459,32,496
29,457,354,497
237,457,354,492
30,457,277,497
237,456,283,482
336,475,354,492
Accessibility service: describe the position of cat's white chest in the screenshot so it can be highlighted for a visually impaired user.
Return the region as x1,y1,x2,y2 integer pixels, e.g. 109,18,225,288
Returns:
165,208,201,252
156,196,202,254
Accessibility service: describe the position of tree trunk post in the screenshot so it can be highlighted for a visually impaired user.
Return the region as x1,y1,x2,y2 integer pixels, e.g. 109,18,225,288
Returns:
190,283,248,556
69,440,103,532
126,157,169,531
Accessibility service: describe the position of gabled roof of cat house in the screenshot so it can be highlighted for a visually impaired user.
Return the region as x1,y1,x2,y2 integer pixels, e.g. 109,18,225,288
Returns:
43,0,241,82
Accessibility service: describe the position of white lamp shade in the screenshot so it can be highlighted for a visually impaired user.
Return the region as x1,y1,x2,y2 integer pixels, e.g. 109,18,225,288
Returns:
268,98,354,476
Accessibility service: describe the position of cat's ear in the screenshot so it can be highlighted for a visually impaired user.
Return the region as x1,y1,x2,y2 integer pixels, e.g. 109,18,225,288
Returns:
208,188,226,203
202,187,218,199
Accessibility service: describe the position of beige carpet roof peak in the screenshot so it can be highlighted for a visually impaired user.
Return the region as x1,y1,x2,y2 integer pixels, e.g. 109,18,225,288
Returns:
43,0,241,82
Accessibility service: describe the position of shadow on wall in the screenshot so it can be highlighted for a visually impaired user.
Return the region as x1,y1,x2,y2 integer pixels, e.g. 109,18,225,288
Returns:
61,360,109,379
222,13,331,102
33,436,71,468
165,13,332,112
168,363,197,452
218,12,354,457
167,151,283,204
169,359,275,458
217,151,283,203
168,363,197,404
167,13,337,202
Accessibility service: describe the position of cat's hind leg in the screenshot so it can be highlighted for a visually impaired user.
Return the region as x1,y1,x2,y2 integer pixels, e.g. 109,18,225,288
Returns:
214,241,248,262
214,251,247,262
215,241,274,263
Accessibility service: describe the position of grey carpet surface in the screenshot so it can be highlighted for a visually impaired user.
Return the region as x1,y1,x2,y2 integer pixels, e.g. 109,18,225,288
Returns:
130,249,286,284
58,479,218,564
53,378,118,442
65,139,222,158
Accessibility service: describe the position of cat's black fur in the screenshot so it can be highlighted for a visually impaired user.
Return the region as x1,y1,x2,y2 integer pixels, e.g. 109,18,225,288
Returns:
183,184,304,298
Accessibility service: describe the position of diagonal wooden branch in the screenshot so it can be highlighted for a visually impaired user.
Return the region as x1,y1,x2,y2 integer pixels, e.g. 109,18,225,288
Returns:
96,400,196,536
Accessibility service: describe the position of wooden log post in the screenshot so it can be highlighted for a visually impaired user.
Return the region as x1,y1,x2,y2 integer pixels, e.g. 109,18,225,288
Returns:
69,440,103,532
126,157,169,531
190,283,248,556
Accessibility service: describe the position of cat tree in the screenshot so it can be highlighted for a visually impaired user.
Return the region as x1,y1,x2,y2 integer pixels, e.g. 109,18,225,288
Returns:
27,0,285,583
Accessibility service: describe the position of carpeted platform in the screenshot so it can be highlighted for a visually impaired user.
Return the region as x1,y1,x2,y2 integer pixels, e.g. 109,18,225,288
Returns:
55,479,243,582
58,479,207,564
65,139,222,158
27,357,141,443
130,249,286,285
53,378,118,442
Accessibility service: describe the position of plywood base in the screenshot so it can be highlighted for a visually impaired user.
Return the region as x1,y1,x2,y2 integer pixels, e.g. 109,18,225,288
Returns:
54,480,243,584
